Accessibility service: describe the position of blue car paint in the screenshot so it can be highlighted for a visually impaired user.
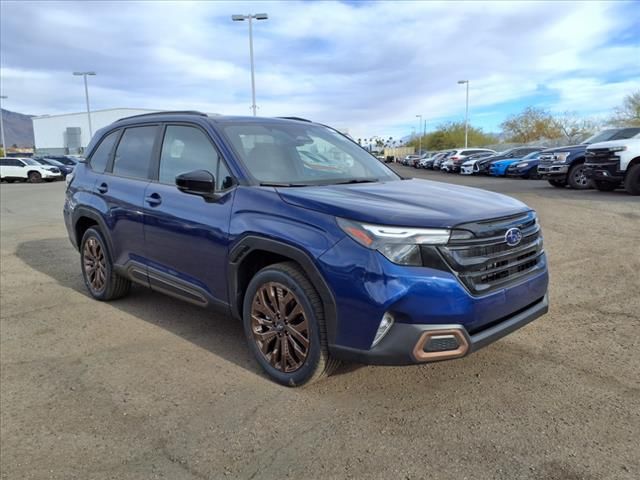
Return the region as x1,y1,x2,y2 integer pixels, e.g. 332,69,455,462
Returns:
489,159,521,176
64,113,549,364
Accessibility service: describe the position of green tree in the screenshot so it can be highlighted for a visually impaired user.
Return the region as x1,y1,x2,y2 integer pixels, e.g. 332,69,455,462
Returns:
408,121,497,150
500,107,560,143
609,91,640,126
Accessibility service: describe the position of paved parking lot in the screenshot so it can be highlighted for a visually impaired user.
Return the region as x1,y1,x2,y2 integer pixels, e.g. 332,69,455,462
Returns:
1,170,639,480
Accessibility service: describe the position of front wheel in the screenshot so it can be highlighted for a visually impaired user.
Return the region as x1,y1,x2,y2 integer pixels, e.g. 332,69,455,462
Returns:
28,171,42,183
243,262,338,387
80,227,131,301
624,164,640,195
593,180,618,192
567,164,592,190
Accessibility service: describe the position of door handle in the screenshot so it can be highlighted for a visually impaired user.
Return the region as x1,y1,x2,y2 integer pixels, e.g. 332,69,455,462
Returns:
145,192,162,207
96,182,108,194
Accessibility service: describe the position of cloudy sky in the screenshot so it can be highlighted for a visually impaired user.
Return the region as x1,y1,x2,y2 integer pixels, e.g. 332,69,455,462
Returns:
1,0,639,139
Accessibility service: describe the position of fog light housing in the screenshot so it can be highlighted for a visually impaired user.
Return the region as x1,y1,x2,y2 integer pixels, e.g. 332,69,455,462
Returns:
371,312,394,348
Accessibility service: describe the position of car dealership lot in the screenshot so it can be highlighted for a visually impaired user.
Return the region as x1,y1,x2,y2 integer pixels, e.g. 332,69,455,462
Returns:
1,174,638,479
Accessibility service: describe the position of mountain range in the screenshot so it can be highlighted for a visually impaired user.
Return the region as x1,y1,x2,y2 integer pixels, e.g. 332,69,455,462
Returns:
1,109,35,148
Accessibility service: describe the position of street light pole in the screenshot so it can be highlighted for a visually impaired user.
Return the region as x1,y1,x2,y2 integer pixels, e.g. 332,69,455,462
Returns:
458,80,469,148
73,71,96,139
416,114,423,155
0,95,7,154
232,13,269,116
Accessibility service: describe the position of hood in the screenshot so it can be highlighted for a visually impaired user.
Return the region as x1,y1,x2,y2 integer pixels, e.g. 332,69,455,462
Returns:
493,158,520,167
541,144,586,154
587,138,640,150
277,179,530,228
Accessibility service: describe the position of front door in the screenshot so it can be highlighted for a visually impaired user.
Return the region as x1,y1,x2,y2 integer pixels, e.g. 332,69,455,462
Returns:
142,124,235,307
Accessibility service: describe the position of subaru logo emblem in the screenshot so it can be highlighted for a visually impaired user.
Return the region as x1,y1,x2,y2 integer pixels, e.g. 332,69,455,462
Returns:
505,228,523,247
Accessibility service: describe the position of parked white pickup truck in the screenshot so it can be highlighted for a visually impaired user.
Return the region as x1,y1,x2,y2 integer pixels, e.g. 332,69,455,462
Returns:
584,137,640,195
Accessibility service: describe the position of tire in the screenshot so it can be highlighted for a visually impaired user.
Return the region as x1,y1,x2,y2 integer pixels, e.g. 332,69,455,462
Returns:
526,169,540,180
243,262,338,387
28,171,42,183
593,180,618,192
624,163,640,195
80,227,131,301
548,179,566,188
567,163,592,189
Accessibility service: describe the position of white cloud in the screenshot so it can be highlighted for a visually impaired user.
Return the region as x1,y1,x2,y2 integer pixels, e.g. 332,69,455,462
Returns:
1,0,638,140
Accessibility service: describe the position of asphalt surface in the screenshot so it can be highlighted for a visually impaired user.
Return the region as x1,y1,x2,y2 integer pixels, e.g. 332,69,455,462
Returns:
1,169,639,480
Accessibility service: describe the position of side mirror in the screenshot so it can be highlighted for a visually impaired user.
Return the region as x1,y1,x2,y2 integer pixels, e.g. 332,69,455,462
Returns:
175,170,216,199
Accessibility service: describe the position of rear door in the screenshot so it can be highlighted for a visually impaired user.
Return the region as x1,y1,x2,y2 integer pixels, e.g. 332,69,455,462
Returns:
100,125,159,274
142,123,236,307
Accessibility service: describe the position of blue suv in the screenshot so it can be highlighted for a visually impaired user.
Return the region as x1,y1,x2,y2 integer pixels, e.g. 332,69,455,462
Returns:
64,112,549,386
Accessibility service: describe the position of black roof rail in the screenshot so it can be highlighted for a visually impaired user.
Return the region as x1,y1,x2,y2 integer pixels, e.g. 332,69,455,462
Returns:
117,110,208,121
277,116,312,123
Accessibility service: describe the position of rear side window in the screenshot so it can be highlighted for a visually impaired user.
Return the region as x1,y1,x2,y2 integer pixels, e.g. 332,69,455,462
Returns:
159,125,232,190
113,126,157,179
89,131,119,173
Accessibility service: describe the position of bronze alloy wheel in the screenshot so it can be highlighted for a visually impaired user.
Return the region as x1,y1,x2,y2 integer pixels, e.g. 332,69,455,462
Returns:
83,237,107,293
251,282,310,373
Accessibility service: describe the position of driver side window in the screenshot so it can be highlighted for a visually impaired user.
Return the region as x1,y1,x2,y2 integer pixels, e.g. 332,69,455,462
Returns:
159,125,231,190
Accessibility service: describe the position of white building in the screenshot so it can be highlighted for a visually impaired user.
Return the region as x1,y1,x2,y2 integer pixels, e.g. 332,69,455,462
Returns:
32,108,158,155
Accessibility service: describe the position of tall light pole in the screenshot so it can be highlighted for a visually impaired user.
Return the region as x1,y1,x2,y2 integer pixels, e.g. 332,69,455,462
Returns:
232,13,269,116
73,71,96,139
416,114,423,155
458,80,469,148
0,95,7,154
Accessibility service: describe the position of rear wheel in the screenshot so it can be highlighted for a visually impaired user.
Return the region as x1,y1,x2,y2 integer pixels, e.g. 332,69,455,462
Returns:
624,164,640,195
548,179,566,188
28,171,42,183
567,163,592,189
593,180,618,192
80,227,131,301
243,262,338,386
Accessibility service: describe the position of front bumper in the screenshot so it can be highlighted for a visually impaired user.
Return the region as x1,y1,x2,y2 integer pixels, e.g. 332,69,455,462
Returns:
460,166,474,175
331,295,549,365
538,163,568,179
584,161,624,183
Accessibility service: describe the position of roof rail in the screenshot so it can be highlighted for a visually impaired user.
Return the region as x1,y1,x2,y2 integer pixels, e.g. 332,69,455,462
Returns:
277,116,312,123
117,110,208,121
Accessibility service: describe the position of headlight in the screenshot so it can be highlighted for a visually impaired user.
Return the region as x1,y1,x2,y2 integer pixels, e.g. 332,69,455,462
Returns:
337,218,450,266
607,146,627,152
65,172,75,187
553,152,571,163
516,162,530,168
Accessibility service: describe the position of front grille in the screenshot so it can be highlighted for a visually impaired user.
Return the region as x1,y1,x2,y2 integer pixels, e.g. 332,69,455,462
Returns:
585,149,617,164
438,212,545,295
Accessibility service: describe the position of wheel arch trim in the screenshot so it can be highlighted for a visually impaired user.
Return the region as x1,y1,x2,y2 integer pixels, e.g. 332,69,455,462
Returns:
228,235,338,344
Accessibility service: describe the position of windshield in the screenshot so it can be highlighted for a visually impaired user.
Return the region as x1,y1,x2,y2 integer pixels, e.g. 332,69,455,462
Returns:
522,151,541,160
22,158,42,166
584,128,640,144
221,122,400,185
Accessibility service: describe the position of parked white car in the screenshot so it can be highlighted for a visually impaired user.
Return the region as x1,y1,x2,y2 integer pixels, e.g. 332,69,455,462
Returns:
441,148,496,173
585,137,640,195
0,157,63,183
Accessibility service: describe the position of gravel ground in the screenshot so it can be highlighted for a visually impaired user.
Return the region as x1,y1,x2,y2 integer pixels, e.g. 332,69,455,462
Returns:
1,169,639,480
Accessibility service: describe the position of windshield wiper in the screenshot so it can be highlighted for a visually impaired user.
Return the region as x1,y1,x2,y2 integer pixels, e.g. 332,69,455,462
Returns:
333,178,379,185
259,182,310,187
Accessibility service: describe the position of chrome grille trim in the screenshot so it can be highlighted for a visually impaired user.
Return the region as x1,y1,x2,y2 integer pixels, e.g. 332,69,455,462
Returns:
439,212,545,295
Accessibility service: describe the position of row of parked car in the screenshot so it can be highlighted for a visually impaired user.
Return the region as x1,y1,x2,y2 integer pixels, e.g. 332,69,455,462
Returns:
400,126,640,195
0,155,79,183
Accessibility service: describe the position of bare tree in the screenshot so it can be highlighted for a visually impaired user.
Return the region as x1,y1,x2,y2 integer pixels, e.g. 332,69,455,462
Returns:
553,112,597,144
609,91,640,127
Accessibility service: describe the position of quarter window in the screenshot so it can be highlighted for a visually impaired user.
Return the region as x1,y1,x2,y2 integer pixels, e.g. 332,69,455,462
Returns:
159,125,232,190
113,126,157,179
89,131,119,173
